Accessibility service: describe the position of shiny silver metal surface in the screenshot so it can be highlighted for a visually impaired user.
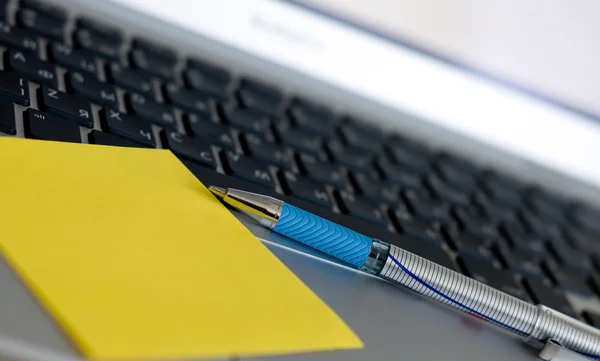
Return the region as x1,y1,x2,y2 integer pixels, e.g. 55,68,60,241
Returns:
538,339,593,361
358,239,390,275
380,245,600,357
211,188,284,229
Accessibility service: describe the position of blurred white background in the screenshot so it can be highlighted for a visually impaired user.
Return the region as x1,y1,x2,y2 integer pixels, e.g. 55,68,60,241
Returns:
301,0,600,117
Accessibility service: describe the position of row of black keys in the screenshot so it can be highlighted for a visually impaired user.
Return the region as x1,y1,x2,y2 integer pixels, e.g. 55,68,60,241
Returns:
0,1,597,235
1,51,598,270
0,60,599,275
0,33,592,224
0,6,599,241
0,65,589,250
0,85,597,308
1,5,232,97
3,25,599,250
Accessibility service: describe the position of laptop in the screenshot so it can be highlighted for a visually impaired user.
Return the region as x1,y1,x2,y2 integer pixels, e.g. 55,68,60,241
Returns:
1,0,600,360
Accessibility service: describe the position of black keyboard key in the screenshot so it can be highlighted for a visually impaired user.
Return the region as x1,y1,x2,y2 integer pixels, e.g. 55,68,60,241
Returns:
184,67,230,100
543,261,594,296
385,137,431,173
185,115,236,151
38,87,93,127
67,71,118,108
100,108,155,147
523,278,576,317
130,47,176,80
187,57,230,81
404,192,451,224
0,99,16,134
546,240,593,272
453,206,500,240
496,246,544,279
241,133,294,170
0,23,39,53
76,17,123,43
89,130,146,148
0,1,6,22
564,228,600,254
237,85,284,117
0,71,29,105
221,152,275,188
106,63,153,94
351,170,401,204
6,49,57,87
583,311,600,327
377,157,424,188
21,0,66,20
459,255,528,300
126,93,177,129
279,171,332,208
17,8,65,41
478,171,523,206
287,98,335,136
571,204,600,235
106,62,154,95
238,78,284,115
279,128,324,155
447,232,496,261
24,108,81,143
426,175,471,206
296,152,348,189
131,38,177,62
74,28,121,60
223,108,274,141
164,83,212,116
181,158,278,199
501,223,547,257
519,208,563,239
523,188,566,222
327,139,374,170
474,192,519,223
434,152,478,174
388,235,457,271
339,118,383,153
396,216,443,245
434,157,478,190
162,130,216,169
336,190,386,227
48,43,98,75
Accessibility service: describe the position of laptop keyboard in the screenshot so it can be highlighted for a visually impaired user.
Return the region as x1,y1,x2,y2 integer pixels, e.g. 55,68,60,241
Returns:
1,0,600,327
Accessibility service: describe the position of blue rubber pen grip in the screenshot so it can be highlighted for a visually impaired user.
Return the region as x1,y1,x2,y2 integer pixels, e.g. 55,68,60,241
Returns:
272,203,373,267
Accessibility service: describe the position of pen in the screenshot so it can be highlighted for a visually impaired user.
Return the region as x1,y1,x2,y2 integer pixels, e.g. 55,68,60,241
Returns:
209,186,600,357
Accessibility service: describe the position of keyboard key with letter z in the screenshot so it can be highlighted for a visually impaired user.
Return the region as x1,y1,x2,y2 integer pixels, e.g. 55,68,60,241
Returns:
38,87,93,127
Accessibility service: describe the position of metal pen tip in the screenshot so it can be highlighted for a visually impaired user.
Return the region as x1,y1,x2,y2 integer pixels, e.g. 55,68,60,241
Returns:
208,186,227,199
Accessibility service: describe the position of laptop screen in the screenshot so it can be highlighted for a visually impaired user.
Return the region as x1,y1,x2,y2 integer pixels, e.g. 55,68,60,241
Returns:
294,0,600,122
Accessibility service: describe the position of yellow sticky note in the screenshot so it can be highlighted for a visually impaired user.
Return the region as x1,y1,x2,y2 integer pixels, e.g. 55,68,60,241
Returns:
0,138,362,360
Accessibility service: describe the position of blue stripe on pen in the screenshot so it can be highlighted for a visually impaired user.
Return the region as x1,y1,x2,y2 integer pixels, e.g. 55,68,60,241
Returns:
388,254,528,336
389,254,600,359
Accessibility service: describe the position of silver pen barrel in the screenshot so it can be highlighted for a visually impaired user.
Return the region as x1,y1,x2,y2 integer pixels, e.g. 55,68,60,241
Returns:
373,243,600,357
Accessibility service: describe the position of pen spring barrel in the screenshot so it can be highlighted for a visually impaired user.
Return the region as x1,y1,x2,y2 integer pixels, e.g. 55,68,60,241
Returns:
379,244,600,357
